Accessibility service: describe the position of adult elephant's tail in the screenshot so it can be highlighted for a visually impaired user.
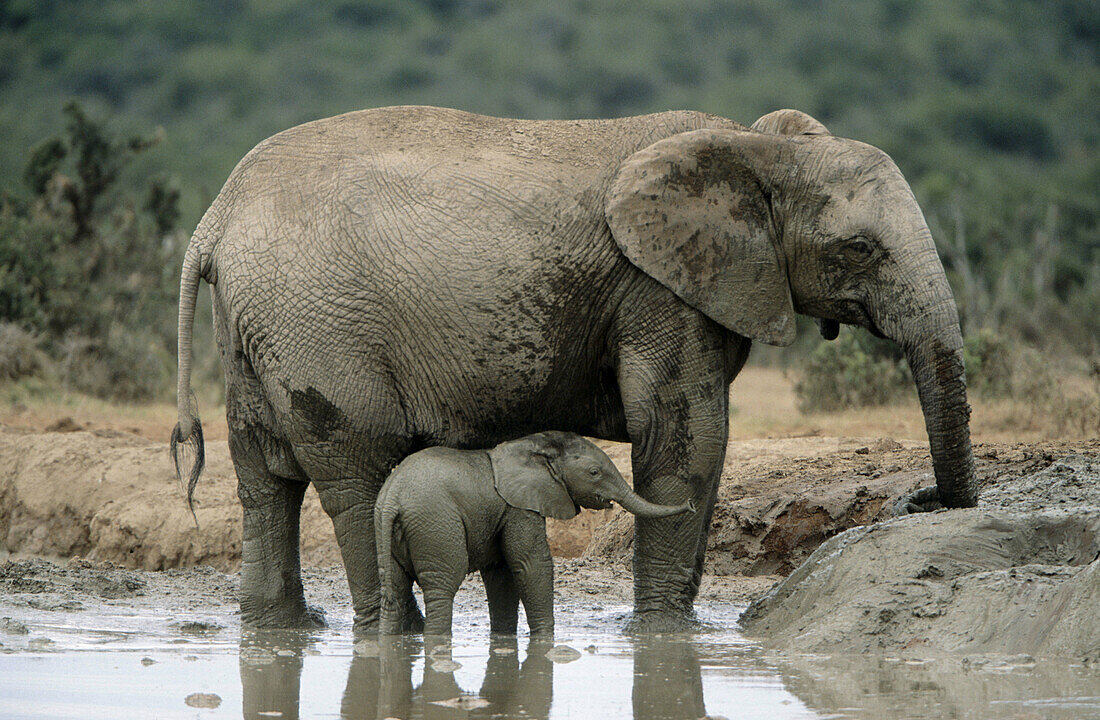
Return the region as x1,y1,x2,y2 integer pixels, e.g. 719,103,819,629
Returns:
171,243,206,523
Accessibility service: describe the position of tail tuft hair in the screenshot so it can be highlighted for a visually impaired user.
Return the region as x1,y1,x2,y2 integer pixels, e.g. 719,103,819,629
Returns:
170,417,205,527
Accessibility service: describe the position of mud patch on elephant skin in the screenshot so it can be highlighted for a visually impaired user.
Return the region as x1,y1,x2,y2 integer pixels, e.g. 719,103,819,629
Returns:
289,386,346,441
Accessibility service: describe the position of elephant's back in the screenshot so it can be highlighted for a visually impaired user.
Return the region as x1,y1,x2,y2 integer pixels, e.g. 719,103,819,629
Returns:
387,447,504,539
203,105,745,290
239,105,742,174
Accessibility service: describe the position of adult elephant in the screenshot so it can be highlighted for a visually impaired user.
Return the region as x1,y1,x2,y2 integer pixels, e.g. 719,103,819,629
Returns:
172,106,977,632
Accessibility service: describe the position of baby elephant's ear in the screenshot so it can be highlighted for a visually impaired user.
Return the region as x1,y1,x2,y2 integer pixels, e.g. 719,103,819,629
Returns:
489,435,578,520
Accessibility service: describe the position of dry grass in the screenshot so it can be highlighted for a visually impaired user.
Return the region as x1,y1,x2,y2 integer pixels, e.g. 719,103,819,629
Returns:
732,366,1096,443
0,365,1092,445
0,383,229,442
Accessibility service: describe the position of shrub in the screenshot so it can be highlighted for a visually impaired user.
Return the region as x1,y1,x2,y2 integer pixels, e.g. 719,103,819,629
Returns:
58,327,171,402
965,329,1099,436
0,323,48,382
1,102,183,402
990,343,1100,437
794,328,912,412
962,328,1015,398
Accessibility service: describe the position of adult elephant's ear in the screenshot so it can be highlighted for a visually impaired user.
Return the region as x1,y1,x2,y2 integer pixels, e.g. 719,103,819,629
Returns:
750,108,830,136
489,434,578,520
606,129,796,346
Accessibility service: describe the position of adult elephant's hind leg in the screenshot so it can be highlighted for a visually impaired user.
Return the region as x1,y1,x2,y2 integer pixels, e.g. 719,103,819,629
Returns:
230,427,324,628
303,437,420,635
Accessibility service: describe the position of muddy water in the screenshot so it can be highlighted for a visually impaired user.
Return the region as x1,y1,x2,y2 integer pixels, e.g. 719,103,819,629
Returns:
1,561,1098,719
0,602,812,719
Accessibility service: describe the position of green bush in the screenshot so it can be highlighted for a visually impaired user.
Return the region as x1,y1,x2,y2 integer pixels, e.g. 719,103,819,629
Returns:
962,328,1100,435
962,328,1015,398
0,102,183,402
794,328,912,412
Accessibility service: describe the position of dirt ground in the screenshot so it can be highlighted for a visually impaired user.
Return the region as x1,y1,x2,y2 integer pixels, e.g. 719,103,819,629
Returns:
0,366,1079,445
1,366,1096,611
0,367,1095,580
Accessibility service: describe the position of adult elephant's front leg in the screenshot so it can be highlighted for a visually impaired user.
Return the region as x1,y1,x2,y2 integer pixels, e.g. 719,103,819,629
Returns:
619,358,730,631
629,426,726,630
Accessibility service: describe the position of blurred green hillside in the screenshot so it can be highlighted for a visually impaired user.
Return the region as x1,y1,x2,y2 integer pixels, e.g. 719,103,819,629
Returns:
0,0,1097,400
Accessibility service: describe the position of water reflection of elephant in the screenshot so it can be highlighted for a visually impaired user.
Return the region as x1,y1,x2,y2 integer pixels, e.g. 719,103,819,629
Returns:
239,631,710,719
239,630,313,720
632,636,707,720
341,636,553,720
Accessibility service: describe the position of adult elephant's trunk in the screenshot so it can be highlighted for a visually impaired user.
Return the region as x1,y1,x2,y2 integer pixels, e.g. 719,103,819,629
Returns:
615,488,696,518
903,317,978,508
876,244,978,509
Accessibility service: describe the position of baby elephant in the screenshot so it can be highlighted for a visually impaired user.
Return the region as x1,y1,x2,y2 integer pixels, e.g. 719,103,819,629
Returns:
375,431,694,637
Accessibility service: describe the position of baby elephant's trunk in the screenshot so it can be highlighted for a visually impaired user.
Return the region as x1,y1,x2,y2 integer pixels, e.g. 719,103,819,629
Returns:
616,489,696,518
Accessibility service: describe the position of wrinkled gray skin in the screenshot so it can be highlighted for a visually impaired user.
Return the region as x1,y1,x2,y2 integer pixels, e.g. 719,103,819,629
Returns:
172,105,977,633
375,431,693,637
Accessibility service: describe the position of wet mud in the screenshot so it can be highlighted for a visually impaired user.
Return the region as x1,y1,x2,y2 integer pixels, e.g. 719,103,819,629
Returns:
742,453,1100,664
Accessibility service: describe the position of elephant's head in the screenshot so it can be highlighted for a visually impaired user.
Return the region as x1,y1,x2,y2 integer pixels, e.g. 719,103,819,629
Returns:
605,109,977,509
489,432,696,519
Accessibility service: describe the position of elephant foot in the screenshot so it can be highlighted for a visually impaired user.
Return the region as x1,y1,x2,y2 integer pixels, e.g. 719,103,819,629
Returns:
352,615,380,637
625,609,698,635
399,612,425,634
242,599,327,630
894,485,944,515
362,606,425,637
301,604,328,628
389,605,425,635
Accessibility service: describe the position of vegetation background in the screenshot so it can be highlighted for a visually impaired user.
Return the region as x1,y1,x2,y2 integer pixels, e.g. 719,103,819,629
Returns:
0,0,1096,429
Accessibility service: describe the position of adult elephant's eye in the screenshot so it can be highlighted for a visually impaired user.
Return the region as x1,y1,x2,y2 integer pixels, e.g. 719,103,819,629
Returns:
844,236,875,262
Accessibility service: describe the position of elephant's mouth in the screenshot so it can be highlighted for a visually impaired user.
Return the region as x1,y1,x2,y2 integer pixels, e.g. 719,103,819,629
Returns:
823,302,887,339
593,494,613,510
865,317,887,339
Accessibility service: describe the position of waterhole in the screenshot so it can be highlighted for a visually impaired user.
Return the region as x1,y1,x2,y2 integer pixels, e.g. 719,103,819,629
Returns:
2,595,1097,719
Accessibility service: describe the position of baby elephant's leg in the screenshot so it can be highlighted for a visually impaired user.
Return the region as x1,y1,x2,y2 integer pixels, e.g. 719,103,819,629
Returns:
481,564,520,634
501,516,555,637
381,562,420,635
419,571,464,638
407,514,468,638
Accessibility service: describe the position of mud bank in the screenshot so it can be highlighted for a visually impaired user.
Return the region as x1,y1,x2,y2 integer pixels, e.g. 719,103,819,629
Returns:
2,424,1095,580
0,425,606,569
587,438,1098,577
740,453,1100,660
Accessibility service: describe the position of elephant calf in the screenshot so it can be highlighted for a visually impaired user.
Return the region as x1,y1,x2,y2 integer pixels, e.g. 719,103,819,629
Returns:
374,431,694,637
